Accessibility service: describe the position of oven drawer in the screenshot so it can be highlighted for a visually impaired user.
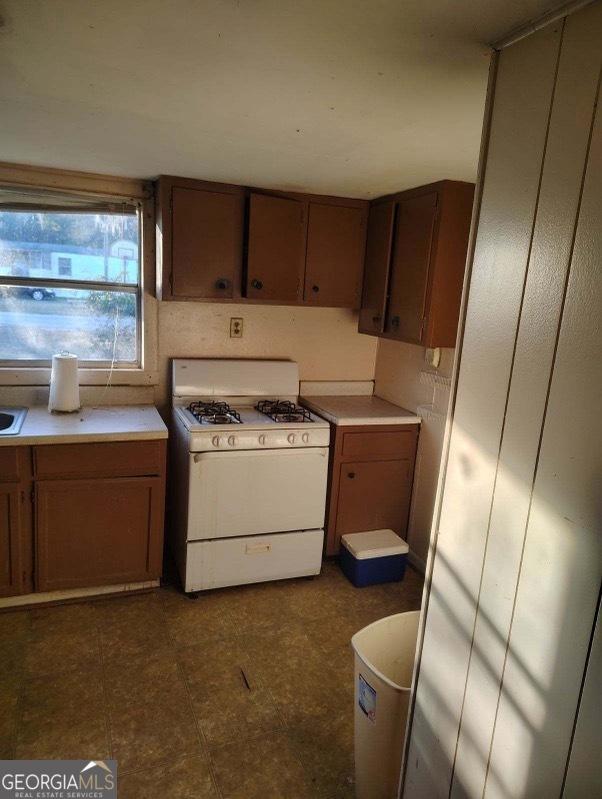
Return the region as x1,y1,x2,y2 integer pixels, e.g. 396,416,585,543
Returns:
187,447,328,541
184,529,324,591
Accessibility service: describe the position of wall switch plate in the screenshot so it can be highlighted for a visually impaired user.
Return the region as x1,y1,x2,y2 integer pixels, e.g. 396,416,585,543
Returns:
230,317,243,338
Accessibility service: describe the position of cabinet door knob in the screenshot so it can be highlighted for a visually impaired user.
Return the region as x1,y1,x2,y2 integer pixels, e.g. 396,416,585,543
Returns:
348,472,355,479
251,279,263,290
372,315,381,324
215,277,230,290
312,285,320,293
391,316,400,329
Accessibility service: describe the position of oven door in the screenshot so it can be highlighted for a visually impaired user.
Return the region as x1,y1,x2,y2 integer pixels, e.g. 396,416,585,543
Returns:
186,447,329,541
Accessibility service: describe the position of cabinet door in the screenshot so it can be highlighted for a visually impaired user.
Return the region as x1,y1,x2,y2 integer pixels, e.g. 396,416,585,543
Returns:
304,203,367,307
0,484,24,597
358,201,396,334
335,460,412,547
36,477,164,592
246,193,306,302
171,185,243,299
386,191,438,342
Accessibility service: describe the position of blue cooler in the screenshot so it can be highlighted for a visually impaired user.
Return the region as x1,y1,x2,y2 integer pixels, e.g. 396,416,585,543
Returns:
340,529,409,587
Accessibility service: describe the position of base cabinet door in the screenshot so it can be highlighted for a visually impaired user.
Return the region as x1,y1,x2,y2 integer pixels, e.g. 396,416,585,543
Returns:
0,484,25,597
0,447,33,597
333,459,413,554
36,476,164,592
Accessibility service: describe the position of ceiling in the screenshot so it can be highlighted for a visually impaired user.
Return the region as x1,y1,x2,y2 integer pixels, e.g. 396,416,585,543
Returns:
0,0,560,198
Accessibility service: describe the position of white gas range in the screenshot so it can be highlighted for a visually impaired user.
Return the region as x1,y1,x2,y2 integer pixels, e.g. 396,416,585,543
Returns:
170,358,330,593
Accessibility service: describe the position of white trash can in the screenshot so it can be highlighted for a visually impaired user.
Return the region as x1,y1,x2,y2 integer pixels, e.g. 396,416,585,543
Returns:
351,611,421,799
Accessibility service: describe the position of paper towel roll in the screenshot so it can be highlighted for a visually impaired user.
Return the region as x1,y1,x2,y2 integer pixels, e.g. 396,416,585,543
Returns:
48,352,80,413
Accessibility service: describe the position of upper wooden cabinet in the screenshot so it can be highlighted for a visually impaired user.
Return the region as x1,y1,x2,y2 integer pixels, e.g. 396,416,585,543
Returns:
358,201,396,334
156,176,244,301
304,202,367,307
246,193,367,306
359,180,474,347
246,193,306,303
387,191,438,342
156,175,368,307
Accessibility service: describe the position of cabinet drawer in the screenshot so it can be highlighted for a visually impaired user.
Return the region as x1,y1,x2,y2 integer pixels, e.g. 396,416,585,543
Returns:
0,448,20,482
34,440,165,479
341,429,417,460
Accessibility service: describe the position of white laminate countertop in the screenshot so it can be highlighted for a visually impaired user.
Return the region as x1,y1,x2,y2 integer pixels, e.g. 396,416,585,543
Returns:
300,395,421,426
0,405,168,447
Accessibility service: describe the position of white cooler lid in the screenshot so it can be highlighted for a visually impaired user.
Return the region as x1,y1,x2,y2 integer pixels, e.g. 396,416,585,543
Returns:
341,529,409,559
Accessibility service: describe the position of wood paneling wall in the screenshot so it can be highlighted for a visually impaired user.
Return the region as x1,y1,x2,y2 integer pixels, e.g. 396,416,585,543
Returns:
403,3,602,798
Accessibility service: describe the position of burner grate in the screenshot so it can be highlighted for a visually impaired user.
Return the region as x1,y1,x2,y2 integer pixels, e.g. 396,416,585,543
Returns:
255,399,313,423
188,401,242,425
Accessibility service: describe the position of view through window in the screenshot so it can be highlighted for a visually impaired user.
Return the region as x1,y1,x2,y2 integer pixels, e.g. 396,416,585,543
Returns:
0,202,140,364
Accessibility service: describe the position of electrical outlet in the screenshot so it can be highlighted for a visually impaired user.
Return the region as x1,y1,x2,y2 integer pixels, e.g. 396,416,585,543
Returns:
230,317,243,338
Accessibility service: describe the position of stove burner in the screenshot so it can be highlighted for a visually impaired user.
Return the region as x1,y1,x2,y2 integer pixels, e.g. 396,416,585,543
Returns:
255,399,313,423
188,401,242,425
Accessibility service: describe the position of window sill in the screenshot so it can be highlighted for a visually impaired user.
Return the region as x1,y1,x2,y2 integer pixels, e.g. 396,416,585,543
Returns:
0,366,158,387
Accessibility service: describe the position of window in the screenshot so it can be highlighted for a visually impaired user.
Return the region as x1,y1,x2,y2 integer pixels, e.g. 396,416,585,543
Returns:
0,191,141,366
57,256,72,276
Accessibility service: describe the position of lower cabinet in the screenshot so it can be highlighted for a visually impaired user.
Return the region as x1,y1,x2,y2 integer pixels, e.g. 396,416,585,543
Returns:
0,484,27,597
336,460,413,537
0,439,166,598
0,448,33,598
36,476,165,592
325,424,419,556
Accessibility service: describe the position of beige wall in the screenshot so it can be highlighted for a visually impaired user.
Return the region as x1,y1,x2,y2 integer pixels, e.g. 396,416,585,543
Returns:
156,302,377,409
0,303,378,410
374,339,454,567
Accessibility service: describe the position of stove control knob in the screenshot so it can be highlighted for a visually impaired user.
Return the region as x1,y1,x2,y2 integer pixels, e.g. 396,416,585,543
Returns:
287,433,296,445
228,435,237,447
211,435,220,447
302,433,309,444
258,434,266,445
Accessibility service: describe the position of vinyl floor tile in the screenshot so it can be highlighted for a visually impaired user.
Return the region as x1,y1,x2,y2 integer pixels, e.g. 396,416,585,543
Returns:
25,603,101,677
16,667,109,760
95,592,170,661
209,730,315,799
289,714,355,799
106,652,200,773
161,588,239,647
109,698,201,775
118,754,218,799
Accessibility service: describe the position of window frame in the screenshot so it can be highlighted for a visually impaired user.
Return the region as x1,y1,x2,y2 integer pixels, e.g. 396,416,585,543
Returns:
0,163,158,387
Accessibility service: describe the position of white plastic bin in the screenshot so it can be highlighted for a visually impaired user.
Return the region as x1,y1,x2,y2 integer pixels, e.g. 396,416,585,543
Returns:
351,611,421,799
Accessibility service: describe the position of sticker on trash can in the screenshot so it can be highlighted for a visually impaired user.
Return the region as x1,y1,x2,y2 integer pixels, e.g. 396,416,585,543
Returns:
358,674,376,724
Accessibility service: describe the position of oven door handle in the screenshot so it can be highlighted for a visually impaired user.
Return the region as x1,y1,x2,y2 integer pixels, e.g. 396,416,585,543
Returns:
192,449,328,463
